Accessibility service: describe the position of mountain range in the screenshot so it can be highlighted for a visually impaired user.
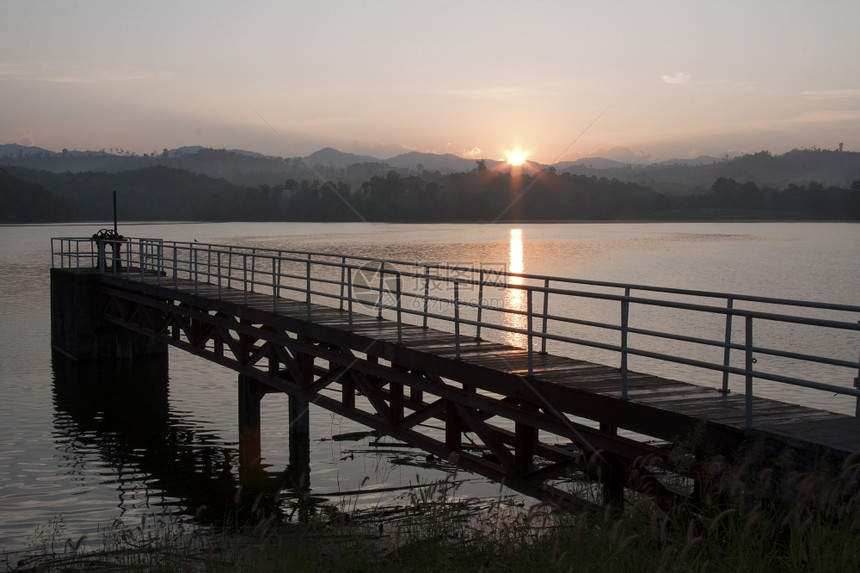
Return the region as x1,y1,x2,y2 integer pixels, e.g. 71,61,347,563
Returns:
1,143,858,190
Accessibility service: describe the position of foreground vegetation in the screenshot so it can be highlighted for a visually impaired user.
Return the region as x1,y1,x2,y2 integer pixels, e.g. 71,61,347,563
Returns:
6,451,860,572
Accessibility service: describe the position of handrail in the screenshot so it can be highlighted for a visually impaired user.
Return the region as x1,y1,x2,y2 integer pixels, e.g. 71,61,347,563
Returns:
51,236,860,428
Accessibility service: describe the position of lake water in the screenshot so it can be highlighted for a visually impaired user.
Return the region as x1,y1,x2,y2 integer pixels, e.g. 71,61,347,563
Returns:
1,221,858,552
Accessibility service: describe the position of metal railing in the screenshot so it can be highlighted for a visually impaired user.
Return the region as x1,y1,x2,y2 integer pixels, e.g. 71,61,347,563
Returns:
52,236,860,427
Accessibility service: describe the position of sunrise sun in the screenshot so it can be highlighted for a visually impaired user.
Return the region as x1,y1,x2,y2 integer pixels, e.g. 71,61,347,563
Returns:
505,148,529,166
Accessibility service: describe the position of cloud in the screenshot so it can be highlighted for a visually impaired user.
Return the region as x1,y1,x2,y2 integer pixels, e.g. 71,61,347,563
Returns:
790,110,860,124
661,72,692,86
445,86,550,100
800,89,860,100
0,61,159,84
463,147,482,158
17,132,36,146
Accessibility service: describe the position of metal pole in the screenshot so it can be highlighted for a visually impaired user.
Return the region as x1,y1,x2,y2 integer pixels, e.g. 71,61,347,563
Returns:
228,246,233,289
306,255,312,321
250,248,256,293
422,265,430,329
527,289,534,377
745,315,754,429
273,257,280,313
217,251,222,299
157,241,163,286
541,278,550,354
243,254,248,306
454,282,461,360
855,337,860,418
112,190,118,235
347,269,354,331
377,261,386,319
721,298,734,394
476,269,484,341
621,287,630,400
396,273,402,344
339,256,346,310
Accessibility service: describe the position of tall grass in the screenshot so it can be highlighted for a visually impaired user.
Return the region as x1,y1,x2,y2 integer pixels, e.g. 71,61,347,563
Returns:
6,446,860,572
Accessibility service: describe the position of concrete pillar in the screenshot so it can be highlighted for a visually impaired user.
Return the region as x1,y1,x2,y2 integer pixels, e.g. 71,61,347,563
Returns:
50,268,167,360
288,394,310,489
238,374,265,476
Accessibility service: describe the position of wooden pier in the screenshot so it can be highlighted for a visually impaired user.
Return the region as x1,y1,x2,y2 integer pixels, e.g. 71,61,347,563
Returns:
50,237,860,510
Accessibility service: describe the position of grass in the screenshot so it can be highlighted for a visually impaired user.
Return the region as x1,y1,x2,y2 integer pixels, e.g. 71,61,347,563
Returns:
5,449,860,572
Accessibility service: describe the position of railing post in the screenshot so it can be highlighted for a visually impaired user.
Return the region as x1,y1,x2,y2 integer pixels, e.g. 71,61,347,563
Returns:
97,240,105,273
476,269,484,341
250,248,256,293
138,239,145,279
339,256,346,310
273,257,280,313
228,246,234,289
172,247,178,289
377,261,386,319
541,278,550,354
306,254,312,321
454,282,461,360
193,247,199,295
347,268,354,331
242,254,248,306
855,340,860,418
217,251,223,299
527,288,534,377
396,273,403,344
745,315,754,429
422,265,430,329
157,241,163,285
124,240,131,278
621,287,630,400
721,297,734,394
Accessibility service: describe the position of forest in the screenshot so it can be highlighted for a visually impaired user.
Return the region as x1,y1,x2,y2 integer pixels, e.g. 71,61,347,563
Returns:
1,150,859,223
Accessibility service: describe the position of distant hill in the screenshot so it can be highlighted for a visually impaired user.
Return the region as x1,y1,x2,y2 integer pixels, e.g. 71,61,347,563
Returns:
304,147,380,168
555,157,631,170
0,167,71,221
384,151,477,172
0,144,58,157
559,149,860,190
2,143,858,190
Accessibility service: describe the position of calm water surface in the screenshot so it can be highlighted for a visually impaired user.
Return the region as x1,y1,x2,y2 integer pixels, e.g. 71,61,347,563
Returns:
1,221,858,552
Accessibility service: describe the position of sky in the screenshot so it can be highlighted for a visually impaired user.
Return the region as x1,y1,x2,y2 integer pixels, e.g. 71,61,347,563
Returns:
2,0,859,164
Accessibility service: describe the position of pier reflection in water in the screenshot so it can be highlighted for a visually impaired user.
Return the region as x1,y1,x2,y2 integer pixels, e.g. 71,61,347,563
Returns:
50,353,303,526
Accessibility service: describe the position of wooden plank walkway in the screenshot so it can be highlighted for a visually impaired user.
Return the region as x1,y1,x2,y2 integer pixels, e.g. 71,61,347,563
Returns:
104,272,860,461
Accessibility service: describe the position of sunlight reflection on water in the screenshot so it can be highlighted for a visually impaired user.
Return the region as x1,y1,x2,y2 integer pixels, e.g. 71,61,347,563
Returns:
504,228,527,348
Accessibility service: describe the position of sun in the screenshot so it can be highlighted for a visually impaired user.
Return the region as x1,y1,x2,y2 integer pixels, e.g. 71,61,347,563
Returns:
505,148,529,166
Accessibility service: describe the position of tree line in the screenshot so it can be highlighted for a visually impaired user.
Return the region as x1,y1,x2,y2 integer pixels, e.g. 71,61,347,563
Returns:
2,164,858,223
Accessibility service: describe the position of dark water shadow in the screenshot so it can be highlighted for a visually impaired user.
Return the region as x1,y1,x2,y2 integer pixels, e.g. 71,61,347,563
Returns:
50,352,297,527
